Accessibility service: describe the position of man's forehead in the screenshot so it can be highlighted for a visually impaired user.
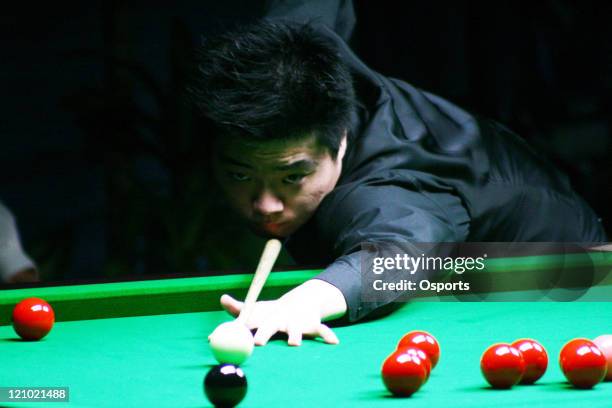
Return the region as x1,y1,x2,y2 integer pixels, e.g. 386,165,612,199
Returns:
214,134,328,169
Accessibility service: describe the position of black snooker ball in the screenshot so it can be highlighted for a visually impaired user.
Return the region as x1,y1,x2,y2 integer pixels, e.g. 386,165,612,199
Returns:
204,364,247,407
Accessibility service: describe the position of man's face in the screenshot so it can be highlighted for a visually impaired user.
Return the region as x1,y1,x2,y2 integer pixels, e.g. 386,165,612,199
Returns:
212,133,347,238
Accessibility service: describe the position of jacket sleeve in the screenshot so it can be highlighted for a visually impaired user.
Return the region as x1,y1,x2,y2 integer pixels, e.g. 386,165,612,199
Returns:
0,201,36,281
313,179,469,321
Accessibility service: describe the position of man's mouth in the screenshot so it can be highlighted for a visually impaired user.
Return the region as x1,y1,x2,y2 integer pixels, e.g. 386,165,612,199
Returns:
261,222,285,231
251,220,289,236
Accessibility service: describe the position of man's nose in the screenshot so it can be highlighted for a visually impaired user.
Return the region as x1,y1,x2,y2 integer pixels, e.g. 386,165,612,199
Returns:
253,191,284,216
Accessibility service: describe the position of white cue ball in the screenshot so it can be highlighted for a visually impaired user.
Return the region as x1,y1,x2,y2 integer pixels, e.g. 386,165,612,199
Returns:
593,334,612,381
209,321,254,365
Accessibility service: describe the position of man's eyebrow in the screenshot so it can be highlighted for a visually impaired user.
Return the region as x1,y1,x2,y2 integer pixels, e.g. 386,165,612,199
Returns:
220,156,318,171
219,155,253,169
275,159,318,171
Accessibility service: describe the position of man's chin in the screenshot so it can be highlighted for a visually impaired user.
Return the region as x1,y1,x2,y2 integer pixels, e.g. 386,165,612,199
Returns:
250,229,284,239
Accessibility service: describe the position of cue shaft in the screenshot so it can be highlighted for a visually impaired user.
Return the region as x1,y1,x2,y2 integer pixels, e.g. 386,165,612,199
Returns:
237,239,282,324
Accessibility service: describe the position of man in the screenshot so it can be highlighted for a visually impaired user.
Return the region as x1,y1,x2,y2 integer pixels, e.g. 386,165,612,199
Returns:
189,21,607,347
0,201,39,284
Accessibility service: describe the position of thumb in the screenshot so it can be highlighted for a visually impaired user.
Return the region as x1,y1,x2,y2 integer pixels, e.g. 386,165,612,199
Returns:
220,294,243,317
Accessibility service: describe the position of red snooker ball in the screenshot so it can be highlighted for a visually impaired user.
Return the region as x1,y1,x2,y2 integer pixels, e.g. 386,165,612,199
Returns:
559,338,607,389
397,331,440,368
480,343,525,389
12,298,55,341
381,348,429,397
511,338,548,384
396,346,432,381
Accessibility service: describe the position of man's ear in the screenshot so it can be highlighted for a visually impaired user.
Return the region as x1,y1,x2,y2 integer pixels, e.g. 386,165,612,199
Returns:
337,130,348,162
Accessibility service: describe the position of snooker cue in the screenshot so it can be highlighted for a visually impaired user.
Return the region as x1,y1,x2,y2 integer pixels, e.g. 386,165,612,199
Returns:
236,239,282,325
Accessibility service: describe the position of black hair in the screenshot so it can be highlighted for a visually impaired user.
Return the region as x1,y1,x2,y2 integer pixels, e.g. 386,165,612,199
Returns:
189,20,355,158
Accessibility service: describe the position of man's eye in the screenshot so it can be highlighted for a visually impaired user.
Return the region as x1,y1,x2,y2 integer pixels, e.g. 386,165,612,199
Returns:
283,174,306,184
228,172,251,182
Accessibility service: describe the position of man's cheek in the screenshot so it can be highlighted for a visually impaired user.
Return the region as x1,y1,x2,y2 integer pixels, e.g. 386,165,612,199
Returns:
222,185,244,200
221,188,250,215
293,190,325,214
305,182,331,203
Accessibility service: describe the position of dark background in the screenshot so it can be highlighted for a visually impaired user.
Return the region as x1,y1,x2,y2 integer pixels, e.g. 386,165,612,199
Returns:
1,1,610,283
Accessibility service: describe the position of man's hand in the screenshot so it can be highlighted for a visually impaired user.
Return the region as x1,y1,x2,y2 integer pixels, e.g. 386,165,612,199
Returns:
219,279,347,346
6,267,39,284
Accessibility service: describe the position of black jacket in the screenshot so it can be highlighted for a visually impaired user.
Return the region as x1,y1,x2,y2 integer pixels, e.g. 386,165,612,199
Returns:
284,24,607,322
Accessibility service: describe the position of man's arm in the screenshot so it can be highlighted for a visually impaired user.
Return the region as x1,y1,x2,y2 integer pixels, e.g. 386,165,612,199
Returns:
311,180,469,321
0,201,39,284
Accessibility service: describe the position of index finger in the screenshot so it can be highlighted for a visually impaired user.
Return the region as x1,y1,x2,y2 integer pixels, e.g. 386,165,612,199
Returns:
316,324,340,345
